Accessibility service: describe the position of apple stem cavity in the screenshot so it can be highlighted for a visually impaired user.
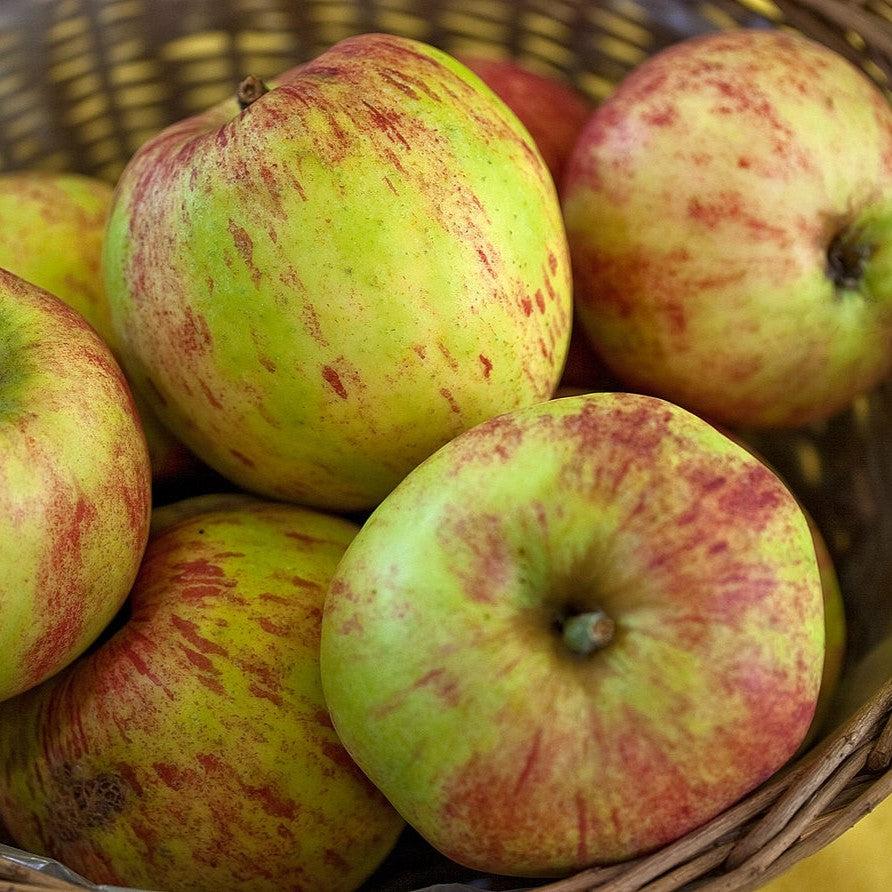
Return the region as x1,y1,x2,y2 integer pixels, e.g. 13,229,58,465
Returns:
561,610,616,656
237,75,269,110
827,227,873,292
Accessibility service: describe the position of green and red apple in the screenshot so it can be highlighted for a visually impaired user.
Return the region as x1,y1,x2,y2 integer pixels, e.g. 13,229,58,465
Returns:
0,269,150,702
563,30,892,427
0,172,198,484
321,392,824,875
103,33,573,510
0,500,403,891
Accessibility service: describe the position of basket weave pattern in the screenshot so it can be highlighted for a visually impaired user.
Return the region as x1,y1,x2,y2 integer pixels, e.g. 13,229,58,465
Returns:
1,1,892,890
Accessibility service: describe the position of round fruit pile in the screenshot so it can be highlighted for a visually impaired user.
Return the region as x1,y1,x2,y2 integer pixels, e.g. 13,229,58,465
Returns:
0,27,888,892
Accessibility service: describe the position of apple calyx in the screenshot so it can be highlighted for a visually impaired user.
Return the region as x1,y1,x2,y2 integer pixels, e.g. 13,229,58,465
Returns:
237,75,269,110
561,609,615,656
827,226,873,292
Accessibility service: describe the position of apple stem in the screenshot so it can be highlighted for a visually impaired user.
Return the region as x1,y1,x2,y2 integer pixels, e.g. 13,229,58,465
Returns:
827,227,872,291
562,610,615,655
237,75,269,110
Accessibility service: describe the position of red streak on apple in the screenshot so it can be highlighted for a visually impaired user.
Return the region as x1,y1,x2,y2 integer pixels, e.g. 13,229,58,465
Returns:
321,365,348,400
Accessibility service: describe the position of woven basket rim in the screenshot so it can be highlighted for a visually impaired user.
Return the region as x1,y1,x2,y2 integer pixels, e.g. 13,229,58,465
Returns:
1,1,892,890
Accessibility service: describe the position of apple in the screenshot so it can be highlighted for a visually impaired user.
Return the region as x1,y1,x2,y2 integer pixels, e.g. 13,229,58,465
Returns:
0,172,198,484
0,269,150,702
0,500,403,891
459,57,592,187
320,392,824,875
103,32,573,510
563,30,892,428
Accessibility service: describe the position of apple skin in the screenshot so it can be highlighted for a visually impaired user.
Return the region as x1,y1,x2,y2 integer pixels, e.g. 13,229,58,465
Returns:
456,60,602,393
459,58,592,187
0,501,403,891
150,492,260,535
0,269,151,702
0,172,198,485
803,517,844,744
320,392,824,876
710,429,845,745
563,30,892,427
103,33,573,510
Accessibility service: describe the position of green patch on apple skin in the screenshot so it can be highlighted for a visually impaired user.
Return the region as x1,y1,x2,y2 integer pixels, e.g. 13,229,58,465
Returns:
847,198,892,302
0,305,26,420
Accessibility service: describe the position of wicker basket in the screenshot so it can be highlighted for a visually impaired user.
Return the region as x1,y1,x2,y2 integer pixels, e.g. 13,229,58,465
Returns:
1,0,892,890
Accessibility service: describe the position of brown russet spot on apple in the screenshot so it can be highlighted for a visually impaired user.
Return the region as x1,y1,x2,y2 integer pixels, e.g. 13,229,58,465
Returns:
46,763,128,842
478,354,492,378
